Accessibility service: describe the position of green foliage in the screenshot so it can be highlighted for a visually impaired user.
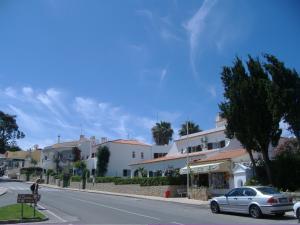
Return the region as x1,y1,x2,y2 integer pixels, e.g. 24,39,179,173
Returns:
54,174,63,180
219,55,283,184
264,55,300,142
95,176,120,183
245,178,260,186
114,176,186,186
46,169,55,176
96,146,110,177
0,111,25,154
71,175,82,182
179,121,202,136
151,121,174,145
20,167,43,175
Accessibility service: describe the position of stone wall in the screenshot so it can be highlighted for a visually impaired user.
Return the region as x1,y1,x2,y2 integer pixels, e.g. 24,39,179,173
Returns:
69,181,185,198
189,187,209,201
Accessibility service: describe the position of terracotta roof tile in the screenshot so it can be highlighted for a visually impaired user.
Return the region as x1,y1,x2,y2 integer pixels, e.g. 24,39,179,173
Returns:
191,149,248,164
110,139,150,146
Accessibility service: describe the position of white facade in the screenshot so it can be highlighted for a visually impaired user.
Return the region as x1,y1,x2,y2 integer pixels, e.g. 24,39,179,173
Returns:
41,135,97,172
89,140,169,177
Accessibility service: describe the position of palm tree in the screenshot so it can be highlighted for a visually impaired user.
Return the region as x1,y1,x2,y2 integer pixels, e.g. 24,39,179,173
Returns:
151,121,173,145
178,121,202,136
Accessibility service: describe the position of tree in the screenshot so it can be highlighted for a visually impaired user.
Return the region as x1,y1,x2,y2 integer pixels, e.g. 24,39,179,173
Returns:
151,121,174,145
219,55,282,185
264,54,300,143
96,146,110,177
53,151,62,174
178,121,202,136
0,111,25,154
72,147,81,162
74,160,88,189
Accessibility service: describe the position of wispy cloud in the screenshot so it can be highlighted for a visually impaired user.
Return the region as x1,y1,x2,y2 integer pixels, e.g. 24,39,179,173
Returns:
207,85,217,98
184,0,217,77
0,86,182,149
160,67,168,83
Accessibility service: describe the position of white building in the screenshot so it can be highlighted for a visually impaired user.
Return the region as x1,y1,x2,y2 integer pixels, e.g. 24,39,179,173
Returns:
88,139,170,177
41,135,98,173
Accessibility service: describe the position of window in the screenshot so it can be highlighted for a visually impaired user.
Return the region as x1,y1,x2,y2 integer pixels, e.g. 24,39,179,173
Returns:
154,153,167,158
132,151,136,158
207,143,213,150
256,187,280,195
44,156,48,160
123,169,130,177
141,152,144,159
220,140,226,148
243,188,256,196
227,188,243,197
91,153,95,158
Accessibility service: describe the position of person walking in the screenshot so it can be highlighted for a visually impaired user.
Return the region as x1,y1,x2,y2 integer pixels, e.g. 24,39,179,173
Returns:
30,179,40,206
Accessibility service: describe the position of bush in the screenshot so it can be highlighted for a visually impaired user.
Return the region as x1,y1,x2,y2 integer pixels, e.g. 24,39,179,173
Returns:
20,167,43,175
114,176,186,186
54,174,63,180
71,176,82,182
95,177,121,183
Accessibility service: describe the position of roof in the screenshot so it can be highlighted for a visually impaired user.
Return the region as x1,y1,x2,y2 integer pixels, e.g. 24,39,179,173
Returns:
45,141,79,149
191,149,248,164
5,150,41,161
130,151,207,165
102,139,150,147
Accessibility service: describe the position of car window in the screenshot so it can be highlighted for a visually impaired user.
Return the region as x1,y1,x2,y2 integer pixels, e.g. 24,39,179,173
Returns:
242,188,256,196
256,187,280,194
227,188,243,197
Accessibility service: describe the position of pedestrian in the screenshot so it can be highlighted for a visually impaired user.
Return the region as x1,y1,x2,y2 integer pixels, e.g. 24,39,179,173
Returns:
30,179,40,206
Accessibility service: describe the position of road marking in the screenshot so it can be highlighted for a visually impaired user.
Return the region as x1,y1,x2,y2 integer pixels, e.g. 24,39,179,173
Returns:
37,203,67,223
70,197,160,221
171,222,185,225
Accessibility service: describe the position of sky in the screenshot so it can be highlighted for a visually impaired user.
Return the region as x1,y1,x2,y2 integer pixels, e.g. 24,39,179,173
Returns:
0,0,299,149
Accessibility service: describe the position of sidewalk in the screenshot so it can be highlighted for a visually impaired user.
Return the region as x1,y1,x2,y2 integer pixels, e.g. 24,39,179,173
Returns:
0,187,7,196
39,183,210,208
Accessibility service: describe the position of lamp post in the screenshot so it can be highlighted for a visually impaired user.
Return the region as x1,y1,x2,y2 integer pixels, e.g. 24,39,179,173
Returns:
186,122,190,199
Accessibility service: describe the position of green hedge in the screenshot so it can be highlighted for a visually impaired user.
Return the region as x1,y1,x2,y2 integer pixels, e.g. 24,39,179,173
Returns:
71,176,82,182
20,167,43,175
94,177,121,183
91,176,186,186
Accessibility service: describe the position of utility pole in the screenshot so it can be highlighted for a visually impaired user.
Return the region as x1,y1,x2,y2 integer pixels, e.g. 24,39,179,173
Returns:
186,122,190,199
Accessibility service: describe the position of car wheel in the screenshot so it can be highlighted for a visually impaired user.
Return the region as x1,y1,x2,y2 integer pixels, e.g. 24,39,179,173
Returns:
249,205,262,218
210,201,220,214
274,212,285,217
297,208,300,221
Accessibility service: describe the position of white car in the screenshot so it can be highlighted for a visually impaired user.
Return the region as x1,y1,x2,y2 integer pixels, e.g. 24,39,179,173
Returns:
294,202,300,222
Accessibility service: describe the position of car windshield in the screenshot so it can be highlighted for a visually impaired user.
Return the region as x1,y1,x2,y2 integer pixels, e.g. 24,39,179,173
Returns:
256,187,280,194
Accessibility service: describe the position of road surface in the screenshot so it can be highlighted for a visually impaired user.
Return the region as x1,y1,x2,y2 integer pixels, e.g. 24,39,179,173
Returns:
0,180,297,224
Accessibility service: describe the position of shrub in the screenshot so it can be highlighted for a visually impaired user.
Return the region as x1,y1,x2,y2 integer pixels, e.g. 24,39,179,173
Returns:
95,177,121,183
114,176,186,186
71,176,82,182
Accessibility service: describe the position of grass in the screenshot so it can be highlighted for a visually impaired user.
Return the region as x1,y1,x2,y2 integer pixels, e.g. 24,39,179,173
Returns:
0,203,46,221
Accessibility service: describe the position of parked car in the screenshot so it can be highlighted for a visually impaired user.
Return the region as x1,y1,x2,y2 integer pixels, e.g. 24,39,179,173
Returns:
210,186,293,218
294,202,300,221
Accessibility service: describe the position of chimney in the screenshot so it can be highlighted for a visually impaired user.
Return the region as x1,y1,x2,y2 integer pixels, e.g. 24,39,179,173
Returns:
57,135,60,143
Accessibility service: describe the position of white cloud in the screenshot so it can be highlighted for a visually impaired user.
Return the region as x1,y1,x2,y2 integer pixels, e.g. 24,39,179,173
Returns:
184,0,217,76
4,87,17,98
0,86,183,148
136,9,154,21
280,120,294,137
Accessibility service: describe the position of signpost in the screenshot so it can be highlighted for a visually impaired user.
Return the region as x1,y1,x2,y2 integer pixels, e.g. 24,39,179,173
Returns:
17,194,41,220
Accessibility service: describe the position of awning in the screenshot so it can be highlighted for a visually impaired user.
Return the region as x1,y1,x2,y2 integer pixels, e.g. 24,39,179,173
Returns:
179,162,230,175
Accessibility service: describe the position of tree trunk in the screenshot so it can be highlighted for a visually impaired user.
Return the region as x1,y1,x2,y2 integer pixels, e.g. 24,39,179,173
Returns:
247,150,257,177
261,150,273,185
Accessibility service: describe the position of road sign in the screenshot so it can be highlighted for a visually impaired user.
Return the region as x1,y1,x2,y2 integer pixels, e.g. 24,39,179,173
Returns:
17,194,40,203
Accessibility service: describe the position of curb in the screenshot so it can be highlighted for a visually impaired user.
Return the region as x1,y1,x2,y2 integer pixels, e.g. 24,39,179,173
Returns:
0,217,48,224
0,188,7,196
38,183,210,209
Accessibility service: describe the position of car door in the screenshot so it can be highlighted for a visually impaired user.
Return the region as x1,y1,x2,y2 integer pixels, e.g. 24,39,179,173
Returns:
237,188,257,213
225,188,243,212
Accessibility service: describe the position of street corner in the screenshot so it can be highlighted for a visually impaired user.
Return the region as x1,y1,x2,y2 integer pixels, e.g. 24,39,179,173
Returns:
0,187,7,196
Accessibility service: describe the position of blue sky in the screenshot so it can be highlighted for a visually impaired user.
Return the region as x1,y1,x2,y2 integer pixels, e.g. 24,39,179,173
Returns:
0,0,299,149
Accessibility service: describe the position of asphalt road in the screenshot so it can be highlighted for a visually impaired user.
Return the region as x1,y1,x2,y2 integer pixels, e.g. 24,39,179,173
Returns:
0,180,298,224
